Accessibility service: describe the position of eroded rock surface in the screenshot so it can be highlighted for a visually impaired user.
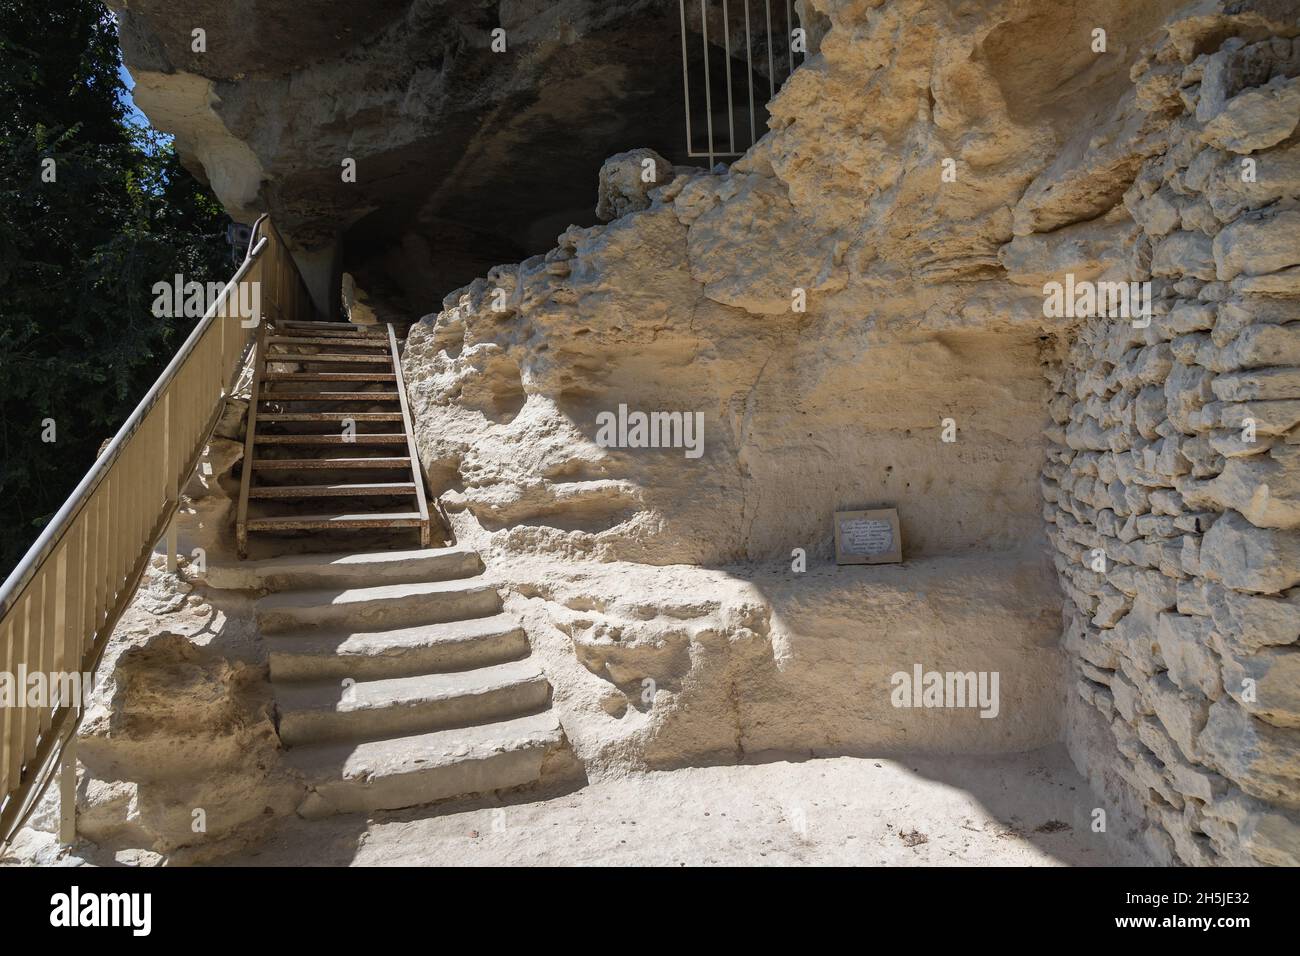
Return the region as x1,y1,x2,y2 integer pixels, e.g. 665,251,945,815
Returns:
406,0,1300,865
67,0,1300,865
109,0,733,311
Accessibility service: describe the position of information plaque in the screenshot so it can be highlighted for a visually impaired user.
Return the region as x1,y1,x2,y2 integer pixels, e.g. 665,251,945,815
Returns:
834,508,902,565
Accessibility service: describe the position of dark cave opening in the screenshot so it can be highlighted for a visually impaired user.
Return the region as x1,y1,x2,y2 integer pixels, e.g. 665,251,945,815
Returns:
338,2,785,322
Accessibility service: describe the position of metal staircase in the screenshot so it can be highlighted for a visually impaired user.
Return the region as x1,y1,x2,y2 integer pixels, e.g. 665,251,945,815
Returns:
236,320,431,555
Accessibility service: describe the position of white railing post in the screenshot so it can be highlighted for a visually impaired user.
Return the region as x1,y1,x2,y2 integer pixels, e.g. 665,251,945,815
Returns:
58,737,75,846
164,391,178,574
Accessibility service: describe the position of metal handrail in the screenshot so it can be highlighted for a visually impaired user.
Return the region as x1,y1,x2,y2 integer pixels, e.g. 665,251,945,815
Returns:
0,214,313,846
0,221,266,617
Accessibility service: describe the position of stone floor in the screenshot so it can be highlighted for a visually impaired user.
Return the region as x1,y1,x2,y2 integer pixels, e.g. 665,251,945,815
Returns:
227,745,1145,866
7,745,1149,866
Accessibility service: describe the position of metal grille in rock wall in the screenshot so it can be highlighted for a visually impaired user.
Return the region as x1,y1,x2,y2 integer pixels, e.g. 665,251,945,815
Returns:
678,0,805,165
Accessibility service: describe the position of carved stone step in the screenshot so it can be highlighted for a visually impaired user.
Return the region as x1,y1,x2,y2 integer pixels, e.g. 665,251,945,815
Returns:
204,546,483,591
256,578,503,634
285,711,563,818
265,612,528,681
275,658,549,747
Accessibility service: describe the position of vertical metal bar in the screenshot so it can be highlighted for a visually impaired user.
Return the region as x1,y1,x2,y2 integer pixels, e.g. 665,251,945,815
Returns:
83,499,97,637
128,439,143,577
387,323,432,548
786,0,794,79
218,292,228,398
700,0,715,167
208,321,219,404
722,0,735,154
236,323,267,558
187,346,200,467
79,511,93,665
6,605,23,787
765,0,775,103
133,425,146,554
119,465,132,601
744,0,756,148
38,570,56,731
686,0,696,158
118,453,133,593
95,479,108,622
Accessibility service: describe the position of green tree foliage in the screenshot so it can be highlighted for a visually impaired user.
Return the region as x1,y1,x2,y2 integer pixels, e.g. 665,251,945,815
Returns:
0,0,230,577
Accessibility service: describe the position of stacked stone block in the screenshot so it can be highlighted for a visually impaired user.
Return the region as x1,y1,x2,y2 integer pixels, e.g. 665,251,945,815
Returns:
1043,31,1300,865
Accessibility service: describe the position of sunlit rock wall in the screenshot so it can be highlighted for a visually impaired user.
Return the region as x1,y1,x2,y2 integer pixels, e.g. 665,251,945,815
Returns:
404,0,1299,862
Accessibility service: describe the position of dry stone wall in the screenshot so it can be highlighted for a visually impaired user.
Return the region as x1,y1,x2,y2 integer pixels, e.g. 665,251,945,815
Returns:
1042,31,1300,866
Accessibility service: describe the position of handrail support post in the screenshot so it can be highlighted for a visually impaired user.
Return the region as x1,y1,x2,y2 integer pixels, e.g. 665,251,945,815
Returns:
164,392,179,574
58,736,76,846
165,523,179,575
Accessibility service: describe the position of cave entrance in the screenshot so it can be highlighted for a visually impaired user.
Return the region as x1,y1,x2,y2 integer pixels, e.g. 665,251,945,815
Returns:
335,1,807,322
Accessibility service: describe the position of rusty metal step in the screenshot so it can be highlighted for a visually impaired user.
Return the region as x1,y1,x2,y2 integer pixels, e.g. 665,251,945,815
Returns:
276,320,386,333
252,457,413,470
263,353,392,364
254,434,408,446
257,391,399,401
245,512,426,531
248,483,417,499
261,372,397,382
266,335,388,348
259,412,404,423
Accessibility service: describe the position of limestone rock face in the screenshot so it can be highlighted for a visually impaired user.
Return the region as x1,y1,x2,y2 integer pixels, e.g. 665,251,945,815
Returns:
74,563,302,859
400,0,1300,865
109,0,707,309
94,0,1300,864
595,149,675,222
